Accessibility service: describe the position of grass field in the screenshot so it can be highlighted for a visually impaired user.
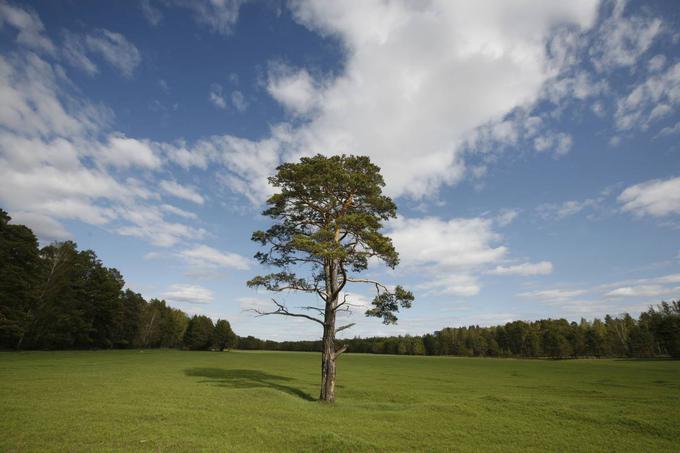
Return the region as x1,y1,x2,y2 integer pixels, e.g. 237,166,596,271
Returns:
1,350,679,452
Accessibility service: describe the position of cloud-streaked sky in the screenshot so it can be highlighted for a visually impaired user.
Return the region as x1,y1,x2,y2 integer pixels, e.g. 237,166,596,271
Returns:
1,0,679,340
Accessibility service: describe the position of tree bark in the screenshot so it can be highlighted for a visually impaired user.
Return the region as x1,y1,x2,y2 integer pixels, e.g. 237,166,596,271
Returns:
320,319,336,402
320,259,339,402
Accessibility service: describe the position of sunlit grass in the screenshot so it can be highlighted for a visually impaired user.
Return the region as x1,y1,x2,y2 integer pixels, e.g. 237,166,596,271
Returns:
1,350,678,452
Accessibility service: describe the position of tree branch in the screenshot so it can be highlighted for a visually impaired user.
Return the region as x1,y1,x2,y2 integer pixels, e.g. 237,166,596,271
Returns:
345,277,390,294
249,299,324,326
335,323,355,334
335,345,348,357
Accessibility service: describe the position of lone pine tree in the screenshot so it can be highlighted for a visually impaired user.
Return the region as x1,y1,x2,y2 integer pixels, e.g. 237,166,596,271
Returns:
248,154,414,402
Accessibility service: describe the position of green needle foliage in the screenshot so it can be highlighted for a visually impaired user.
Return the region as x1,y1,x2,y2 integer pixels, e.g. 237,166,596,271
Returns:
247,154,414,402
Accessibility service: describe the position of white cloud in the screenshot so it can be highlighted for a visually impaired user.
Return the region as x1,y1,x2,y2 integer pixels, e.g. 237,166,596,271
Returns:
0,53,111,138
231,90,248,112
615,62,680,131
115,204,206,247
164,0,244,35
655,121,680,138
85,29,141,77
9,211,71,242
63,29,141,78
0,49,203,247
0,2,55,54
388,215,549,296
267,66,320,116
488,261,553,276
204,131,286,204
495,209,519,226
180,244,251,271
533,131,573,156
96,134,162,169
589,0,662,72
537,197,601,220
62,31,98,75
648,54,666,72
238,296,271,312
161,204,197,219
389,216,506,270
140,0,163,27
209,83,226,109
605,285,679,298
208,0,599,202
160,180,205,205
518,288,587,302
162,284,214,304
417,274,481,297
618,176,680,217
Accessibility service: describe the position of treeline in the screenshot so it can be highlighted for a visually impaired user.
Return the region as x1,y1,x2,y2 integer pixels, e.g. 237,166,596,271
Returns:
0,210,236,351
239,306,680,358
2,209,678,357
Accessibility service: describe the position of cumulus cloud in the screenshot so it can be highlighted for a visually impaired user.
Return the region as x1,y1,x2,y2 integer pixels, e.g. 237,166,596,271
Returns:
162,284,214,304
201,0,600,203
389,216,507,270
0,29,203,247
388,215,549,296
267,65,320,116
618,176,680,217
9,211,71,242
96,135,162,169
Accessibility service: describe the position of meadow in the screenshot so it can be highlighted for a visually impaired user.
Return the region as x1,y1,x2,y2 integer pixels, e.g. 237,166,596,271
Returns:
1,350,678,452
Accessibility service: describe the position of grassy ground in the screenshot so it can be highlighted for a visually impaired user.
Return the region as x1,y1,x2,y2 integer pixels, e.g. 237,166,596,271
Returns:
0,350,678,452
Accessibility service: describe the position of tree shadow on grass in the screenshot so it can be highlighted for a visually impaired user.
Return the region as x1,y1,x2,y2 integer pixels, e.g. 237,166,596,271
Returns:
184,368,316,401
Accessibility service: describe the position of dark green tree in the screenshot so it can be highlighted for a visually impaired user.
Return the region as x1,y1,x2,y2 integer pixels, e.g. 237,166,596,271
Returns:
646,301,680,357
183,315,214,350
0,210,41,348
247,154,414,402
212,319,237,351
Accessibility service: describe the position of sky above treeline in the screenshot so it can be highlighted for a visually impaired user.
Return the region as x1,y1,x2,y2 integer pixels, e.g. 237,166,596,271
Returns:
1,0,679,341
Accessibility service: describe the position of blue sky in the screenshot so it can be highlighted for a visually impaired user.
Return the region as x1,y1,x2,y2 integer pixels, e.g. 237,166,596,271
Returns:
1,0,679,340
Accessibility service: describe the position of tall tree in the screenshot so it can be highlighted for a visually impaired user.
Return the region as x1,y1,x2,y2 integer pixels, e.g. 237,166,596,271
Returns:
247,154,414,402
0,210,41,348
213,319,237,351
183,315,214,350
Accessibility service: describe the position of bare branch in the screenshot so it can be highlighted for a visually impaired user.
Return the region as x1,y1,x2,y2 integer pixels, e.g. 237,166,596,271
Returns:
297,305,326,315
333,292,350,312
345,277,390,294
335,345,348,356
335,323,355,334
249,299,324,326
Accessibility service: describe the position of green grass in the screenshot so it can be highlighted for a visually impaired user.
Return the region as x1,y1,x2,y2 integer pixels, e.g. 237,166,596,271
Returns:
1,350,679,452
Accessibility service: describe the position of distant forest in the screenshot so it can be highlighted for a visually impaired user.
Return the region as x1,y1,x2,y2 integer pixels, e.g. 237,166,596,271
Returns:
1,209,678,358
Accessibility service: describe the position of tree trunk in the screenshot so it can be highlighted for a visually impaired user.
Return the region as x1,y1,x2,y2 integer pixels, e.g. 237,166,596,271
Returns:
320,258,339,402
320,321,336,402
